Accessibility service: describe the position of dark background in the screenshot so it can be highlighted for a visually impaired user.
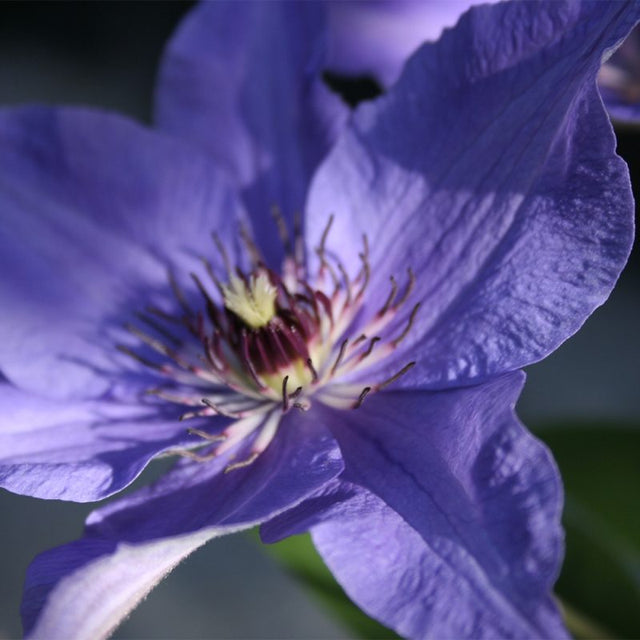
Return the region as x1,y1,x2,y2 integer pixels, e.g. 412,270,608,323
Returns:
0,2,638,638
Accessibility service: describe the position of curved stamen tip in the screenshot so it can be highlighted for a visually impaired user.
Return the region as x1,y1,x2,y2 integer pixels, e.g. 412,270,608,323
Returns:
353,387,372,409
224,451,259,473
187,428,227,443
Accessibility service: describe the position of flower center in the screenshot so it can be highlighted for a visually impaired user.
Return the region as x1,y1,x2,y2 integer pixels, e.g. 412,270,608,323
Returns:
119,212,417,471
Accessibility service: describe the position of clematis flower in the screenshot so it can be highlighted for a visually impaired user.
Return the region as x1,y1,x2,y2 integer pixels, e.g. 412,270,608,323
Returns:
0,1,637,638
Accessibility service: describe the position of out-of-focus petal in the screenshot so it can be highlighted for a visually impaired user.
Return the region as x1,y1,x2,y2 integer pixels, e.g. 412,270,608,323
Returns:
598,24,640,123
0,106,245,400
306,1,637,389
327,0,476,87
22,414,343,639
0,383,213,501
155,1,348,267
263,373,566,638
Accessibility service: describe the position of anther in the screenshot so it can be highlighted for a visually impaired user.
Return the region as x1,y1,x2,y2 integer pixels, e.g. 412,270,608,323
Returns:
134,312,182,347
282,375,290,412
225,451,259,473
201,397,243,418
187,428,227,443
199,256,225,296
173,449,220,462
318,214,334,258
212,232,232,273
395,267,416,308
116,344,164,372
145,305,183,325
360,336,381,361
240,224,262,267
353,386,372,408
124,324,183,364
391,303,421,347
306,357,319,382
376,361,416,390
293,211,305,269
378,276,398,316
240,331,268,390
168,270,194,317
271,205,293,254
357,251,370,299
337,262,352,304
190,272,217,311
331,338,349,375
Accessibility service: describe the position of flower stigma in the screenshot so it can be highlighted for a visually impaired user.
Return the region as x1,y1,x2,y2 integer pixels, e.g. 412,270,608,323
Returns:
119,211,417,472
221,271,277,329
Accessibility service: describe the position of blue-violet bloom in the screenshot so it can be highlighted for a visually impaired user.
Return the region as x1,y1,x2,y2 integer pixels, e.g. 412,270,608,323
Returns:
0,2,637,639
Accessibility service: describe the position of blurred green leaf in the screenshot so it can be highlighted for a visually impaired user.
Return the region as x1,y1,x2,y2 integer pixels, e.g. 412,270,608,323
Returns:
537,424,640,639
258,531,397,639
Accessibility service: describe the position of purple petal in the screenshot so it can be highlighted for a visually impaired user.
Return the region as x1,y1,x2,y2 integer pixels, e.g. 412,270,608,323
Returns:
155,1,348,267
22,415,343,639
312,485,566,639
0,106,245,400
327,0,476,87
306,2,638,388
0,383,204,501
263,373,566,638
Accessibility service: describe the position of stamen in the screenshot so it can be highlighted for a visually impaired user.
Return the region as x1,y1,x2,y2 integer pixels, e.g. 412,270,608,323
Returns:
357,250,371,299
318,214,334,259
240,223,262,267
376,361,416,391
331,338,349,375
145,305,183,325
360,336,381,361
391,303,421,347
190,272,217,311
173,448,220,462
337,262,352,304
124,324,184,365
353,386,372,409
199,256,225,297
378,276,398,317
146,388,202,405
212,232,232,274
306,357,319,382
315,290,333,325
240,331,268,390
282,375,290,412
394,267,416,308
271,205,293,254
187,428,227,442
179,408,214,421
293,211,305,269
135,312,182,347
316,247,341,290
201,397,245,418
224,452,259,473
168,270,194,317
116,344,166,373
